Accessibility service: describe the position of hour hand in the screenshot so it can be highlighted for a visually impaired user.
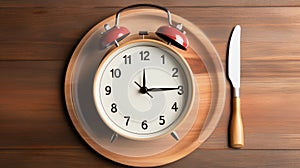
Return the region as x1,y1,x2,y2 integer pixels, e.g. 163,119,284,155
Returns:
147,87,179,92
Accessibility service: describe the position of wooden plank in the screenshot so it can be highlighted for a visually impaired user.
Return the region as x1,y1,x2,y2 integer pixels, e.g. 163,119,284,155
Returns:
1,149,300,167
0,61,82,148
1,7,300,61
0,42,72,61
179,149,300,167
203,77,300,149
1,7,300,43
1,0,300,7
1,61,300,149
0,149,122,168
0,7,112,44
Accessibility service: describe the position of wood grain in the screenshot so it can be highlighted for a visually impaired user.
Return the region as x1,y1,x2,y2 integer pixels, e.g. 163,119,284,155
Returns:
0,61,83,148
1,0,300,167
1,7,300,61
1,0,300,7
2,149,300,168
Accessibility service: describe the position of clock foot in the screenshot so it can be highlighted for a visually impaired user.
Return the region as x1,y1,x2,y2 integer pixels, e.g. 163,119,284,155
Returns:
110,132,118,143
171,131,180,141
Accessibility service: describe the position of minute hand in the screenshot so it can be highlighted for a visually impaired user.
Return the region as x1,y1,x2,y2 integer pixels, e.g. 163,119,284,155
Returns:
147,87,179,92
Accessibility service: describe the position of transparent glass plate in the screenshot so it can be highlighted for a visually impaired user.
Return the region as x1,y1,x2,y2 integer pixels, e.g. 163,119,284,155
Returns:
65,9,226,167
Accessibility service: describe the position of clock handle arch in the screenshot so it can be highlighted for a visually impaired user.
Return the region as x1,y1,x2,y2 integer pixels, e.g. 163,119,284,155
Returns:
115,4,173,27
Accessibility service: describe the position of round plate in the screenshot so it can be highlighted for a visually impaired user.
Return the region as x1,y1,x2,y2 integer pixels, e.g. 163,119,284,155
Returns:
65,9,226,167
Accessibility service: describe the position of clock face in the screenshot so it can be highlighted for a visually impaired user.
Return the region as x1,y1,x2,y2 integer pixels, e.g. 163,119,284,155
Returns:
94,39,195,140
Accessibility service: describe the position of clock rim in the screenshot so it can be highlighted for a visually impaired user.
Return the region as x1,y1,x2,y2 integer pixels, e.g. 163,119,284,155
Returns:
93,38,196,140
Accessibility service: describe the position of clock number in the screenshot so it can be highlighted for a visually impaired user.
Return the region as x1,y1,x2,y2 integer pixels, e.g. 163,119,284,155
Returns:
110,68,121,78
178,85,184,95
105,86,111,95
171,102,178,112
123,55,131,64
172,67,179,77
124,116,130,126
161,55,165,64
141,120,148,130
159,115,165,125
140,51,150,61
111,103,118,113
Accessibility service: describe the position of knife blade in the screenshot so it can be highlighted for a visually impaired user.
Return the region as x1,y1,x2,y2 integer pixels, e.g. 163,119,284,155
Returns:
228,25,244,148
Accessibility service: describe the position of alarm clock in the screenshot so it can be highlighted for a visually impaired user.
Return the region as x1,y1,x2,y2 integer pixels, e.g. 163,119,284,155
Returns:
65,4,226,167
93,4,196,142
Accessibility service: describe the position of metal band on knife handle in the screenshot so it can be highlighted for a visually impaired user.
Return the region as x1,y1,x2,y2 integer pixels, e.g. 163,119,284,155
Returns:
230,87,244,148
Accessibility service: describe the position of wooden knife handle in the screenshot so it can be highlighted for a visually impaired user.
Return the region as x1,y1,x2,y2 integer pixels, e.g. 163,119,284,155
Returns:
230,97,244,148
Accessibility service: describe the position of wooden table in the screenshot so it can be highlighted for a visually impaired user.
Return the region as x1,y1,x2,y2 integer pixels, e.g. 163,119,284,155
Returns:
1,1,300,167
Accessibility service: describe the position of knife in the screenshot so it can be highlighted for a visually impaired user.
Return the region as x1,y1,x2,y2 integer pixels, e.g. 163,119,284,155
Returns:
228,25,244,148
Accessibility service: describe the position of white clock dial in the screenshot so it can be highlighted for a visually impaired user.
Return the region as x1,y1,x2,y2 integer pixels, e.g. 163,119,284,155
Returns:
94,39,195,140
